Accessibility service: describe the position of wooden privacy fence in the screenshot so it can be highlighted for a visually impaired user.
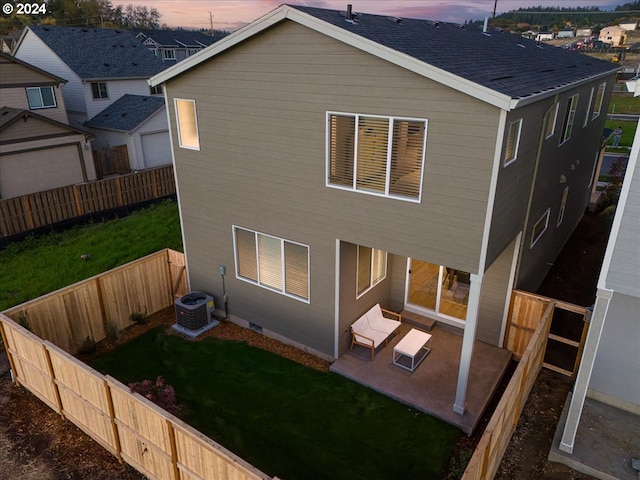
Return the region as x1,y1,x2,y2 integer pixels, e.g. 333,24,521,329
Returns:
93,145,130,179
2,249,188,355
0,165,175,239
0,320,271,480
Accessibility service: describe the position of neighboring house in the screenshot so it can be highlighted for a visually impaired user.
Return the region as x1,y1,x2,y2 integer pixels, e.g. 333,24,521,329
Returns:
0,52,96,199
134,29,223,64
84,94,171,171
0,107,94,199
618,21,638,32
12,25,165,128
536,31,555,41
1,35,17,53
576,27,592,37
599,26,626,46
151,5,618,414
0,52,69,124
553,119,639,477
557,28,575,38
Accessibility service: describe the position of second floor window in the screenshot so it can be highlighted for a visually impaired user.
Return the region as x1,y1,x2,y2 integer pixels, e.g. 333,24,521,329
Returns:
327,112,427,201
150,84,162,95
504,119,522,166
591,82,606,120
175,98,200,150
560,94,578,145
162,49,176,60
26,86,56,109
91,82,108,99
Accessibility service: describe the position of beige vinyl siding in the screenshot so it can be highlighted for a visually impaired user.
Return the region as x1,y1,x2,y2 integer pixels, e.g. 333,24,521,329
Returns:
0,59,59,85
0,86,68,124
0,115,74,141
165,21,499,355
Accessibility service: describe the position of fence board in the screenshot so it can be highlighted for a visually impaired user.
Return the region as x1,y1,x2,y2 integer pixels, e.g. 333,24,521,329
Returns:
0,166,176,239
167,249,188,298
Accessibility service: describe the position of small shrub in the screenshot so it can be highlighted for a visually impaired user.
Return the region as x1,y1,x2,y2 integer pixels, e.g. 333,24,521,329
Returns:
129,376,180,415
78,336,97,355
105,320,120,342
130,308,148,325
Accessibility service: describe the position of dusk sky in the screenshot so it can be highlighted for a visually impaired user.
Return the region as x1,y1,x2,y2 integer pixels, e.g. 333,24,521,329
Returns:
110,0,625,31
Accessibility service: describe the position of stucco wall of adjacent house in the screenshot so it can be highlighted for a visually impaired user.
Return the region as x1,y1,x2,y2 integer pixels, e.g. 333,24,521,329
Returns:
588,291,640,411
164,20,500,355
515,76,615,291
14,29,87,126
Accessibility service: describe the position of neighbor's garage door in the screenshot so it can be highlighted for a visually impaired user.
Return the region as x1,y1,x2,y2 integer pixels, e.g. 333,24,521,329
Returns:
0,144,84,199
141,131,172,169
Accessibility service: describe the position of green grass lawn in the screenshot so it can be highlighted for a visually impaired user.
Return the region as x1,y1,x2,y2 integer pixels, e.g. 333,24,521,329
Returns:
605,119,638,149
0,200,182,311
91,327,460,480
608,95,640,115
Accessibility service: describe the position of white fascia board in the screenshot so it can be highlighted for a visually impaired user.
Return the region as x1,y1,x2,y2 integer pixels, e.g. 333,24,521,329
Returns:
149,5,513,109
597,118,640,291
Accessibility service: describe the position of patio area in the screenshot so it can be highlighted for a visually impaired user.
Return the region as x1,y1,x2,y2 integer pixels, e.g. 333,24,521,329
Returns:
330,323,513,435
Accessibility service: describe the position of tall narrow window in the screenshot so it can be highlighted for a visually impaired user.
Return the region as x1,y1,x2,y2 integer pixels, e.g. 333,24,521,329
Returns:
560,94,578,145
584,88,594,127
26,86,56,109
504,119,522,165
591,82,606,120
233,226,309,301
91,82,108,99
356,245,387,297
544,103,558,139
531,208,550,248
327,112,426,201
557,187,569,226
175,99,200,150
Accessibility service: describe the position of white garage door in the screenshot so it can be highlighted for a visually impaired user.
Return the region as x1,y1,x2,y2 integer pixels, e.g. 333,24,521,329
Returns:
0,144,84,199
141,131,172,169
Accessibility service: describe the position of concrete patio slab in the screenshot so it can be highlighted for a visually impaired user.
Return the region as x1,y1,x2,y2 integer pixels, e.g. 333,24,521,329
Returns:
330,324,512,435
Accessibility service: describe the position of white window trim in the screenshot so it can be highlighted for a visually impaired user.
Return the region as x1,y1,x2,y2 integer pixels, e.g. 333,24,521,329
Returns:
559,94,578,146
591,82,606,120
91,82,108,100
355,246,387,299
504,118,523,166
232,226,310,303
325,111,427,203
162,48,176,60
174,98,200,150
584,87,594,127
557,186,569,226
544,103,558,140
531,208,551,248
26,86,56,109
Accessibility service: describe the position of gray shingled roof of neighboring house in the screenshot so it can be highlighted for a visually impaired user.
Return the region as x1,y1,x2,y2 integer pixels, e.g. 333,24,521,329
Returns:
28,25,165,80
134,29,223,48
291,5,620,100
83,94,164,132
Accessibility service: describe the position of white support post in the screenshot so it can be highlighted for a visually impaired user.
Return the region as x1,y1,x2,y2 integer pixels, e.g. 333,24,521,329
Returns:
453,273,482,415
559,288,612,453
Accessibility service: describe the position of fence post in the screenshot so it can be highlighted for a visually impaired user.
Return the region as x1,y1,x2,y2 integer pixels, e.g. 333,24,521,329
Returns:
42,344,65,418
166,419,180,480
152,169,159,199
481,431,492,478
22,195,35,230
0,320,20,386
95,277,108,330
73,185,84,216
116,176,124,207
104,379,123,463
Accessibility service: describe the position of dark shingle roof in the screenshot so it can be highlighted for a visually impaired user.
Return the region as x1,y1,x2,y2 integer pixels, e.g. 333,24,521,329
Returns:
134,29,221,48
28,25,165,80
84,94,164,132
290,5,619,100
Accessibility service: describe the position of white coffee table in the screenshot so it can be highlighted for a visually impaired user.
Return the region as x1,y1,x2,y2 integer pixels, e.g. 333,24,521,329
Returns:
393,328,432,372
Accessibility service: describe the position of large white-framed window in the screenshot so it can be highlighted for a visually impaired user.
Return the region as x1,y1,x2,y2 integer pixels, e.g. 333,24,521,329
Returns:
557,187,569,226
591,82,606,120
560,94,578,145
531,208,550,248
91,82,108,99
356,245,387,298
584,87,594,127
504,118,522,165
327,112,427,202
544,103,558,139
26,86,56,109
233,226,310,302
174,98,200,150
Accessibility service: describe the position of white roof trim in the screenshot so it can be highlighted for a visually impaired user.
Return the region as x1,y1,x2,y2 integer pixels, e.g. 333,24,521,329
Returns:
150,5,513,109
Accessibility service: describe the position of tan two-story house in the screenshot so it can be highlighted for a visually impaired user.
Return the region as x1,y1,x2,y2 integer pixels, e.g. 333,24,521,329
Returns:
151,5,619,415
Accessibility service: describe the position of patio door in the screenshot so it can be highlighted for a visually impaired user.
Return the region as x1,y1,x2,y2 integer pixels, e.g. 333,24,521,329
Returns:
405,258,470,325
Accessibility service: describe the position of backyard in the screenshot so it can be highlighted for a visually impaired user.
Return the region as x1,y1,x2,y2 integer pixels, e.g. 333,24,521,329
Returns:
0,200,612,479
